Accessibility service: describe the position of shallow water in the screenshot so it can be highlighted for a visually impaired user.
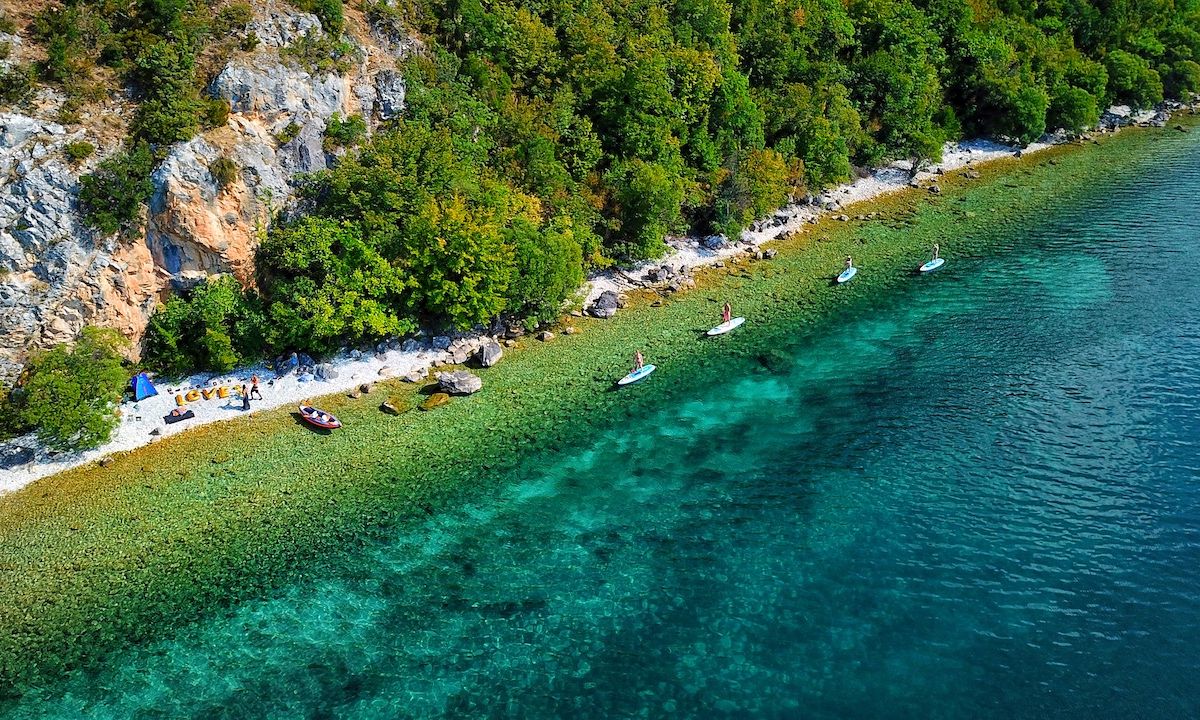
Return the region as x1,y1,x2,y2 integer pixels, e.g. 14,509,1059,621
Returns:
10,134,1200,718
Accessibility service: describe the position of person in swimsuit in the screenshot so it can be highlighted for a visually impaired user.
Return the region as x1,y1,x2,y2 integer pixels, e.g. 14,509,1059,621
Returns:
250,374,263,400
634,350,645,372
845,256,853,271
932,243,940,262
241,384,251,411
722,302,732,324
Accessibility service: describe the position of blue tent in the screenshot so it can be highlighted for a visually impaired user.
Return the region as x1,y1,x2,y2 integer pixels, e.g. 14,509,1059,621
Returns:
132,372,158,401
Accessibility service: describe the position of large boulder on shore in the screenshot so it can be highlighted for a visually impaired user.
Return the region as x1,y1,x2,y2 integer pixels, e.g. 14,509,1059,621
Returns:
436,370,483,395
590,290,621,319
476,339,503,367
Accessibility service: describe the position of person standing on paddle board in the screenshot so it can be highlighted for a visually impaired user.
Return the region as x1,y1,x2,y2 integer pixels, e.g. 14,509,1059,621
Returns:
931,243,940,262
634,350,645,372
722,302,732,324
845,256,854,271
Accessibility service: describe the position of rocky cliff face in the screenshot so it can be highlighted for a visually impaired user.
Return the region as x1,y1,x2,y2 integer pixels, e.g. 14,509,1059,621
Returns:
0,5,410,382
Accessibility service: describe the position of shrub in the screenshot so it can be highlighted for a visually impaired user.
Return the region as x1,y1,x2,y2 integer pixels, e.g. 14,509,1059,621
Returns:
290,0,344,35
142,276,270,375
129,41,203,146
275,122,302,145
0,64,35,106
78,142,156,236
64,140,96,162
203,97,231,128
10,327,128,451
322,112,367,150
280,30,356,75
0,13,16,35
209,156,239,189
214,2,254,35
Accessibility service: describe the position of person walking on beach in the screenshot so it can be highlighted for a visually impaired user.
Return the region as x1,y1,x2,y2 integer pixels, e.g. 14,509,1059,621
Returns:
250,374,263,400
241,384,251,411
634,350,645,372
722,301,732,324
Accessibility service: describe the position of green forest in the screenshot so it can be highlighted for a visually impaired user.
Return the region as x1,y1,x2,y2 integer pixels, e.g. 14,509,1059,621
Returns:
2,0,1199,447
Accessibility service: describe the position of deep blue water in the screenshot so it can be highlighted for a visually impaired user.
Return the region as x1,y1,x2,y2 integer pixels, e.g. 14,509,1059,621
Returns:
9,131,1200,718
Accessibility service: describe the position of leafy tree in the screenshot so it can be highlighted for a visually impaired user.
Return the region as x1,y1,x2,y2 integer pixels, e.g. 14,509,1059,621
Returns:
505,216,585,321
604,159,686,259
11,327,128,451
143,276,270,375
1165,60,1200,97
1048,86,1100,132
1105,50,1164,107
258,217,413,352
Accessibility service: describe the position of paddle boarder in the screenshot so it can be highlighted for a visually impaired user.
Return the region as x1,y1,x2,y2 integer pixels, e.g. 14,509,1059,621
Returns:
845,256,854,271
722,302,732,324
931,243,940,262
634,350,645,372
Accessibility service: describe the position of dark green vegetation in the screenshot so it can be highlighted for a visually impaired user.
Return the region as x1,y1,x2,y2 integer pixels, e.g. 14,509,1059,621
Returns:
0,328,127,451
138,0,1200,372
0,124,1188,704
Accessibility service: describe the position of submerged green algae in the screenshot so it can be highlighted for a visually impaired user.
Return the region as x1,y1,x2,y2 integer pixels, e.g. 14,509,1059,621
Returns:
0,123,1193,700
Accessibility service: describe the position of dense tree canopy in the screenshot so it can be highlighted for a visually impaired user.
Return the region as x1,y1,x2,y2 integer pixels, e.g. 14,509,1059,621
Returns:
29,0,1189,373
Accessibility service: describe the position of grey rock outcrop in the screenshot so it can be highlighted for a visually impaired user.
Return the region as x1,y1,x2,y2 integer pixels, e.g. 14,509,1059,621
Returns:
437,370,483,395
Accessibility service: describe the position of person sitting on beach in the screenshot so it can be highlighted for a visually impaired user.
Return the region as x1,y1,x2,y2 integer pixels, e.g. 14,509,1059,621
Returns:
722,302,732,324
250,374,263,400
634,350,645,372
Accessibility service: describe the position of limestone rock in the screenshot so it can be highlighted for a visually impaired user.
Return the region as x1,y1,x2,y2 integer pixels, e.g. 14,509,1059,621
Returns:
418,392,451,411
314,362,338,380
476,339,503,367
436,370,483,395
590,290,621,319
538,331,555,342
381,396,411,415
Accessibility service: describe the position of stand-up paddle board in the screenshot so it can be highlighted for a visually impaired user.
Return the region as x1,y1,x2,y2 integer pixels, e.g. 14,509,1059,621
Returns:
707,317,746,336
617,364,657,386
837,266,858,284
919,258,945,273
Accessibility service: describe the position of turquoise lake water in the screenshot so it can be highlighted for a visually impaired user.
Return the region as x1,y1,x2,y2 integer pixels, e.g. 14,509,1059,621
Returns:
9,132,1200,718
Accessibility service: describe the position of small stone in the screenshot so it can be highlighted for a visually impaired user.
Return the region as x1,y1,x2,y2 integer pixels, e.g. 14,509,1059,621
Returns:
359,383,373,394
563,326,579,335
418,393,451,411
476,339,503,367
538,331,555,342
381,397,411,415
402,370,426,383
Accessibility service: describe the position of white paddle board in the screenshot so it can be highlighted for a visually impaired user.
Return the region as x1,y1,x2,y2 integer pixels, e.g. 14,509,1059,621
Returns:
617,364,657,386
707,317,746,336
919,258,945,273
837,266,858,284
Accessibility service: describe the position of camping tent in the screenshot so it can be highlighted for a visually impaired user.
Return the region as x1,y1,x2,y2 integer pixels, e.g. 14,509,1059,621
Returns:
132,372,158,401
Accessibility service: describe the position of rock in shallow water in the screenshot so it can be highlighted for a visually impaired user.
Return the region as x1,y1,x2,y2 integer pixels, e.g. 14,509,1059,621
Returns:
437,370,482,395
418,392,451,411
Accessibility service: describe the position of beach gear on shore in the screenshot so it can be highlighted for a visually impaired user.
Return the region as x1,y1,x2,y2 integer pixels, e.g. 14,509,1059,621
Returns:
919,258,946,273
707,317,746,336
617,364,657,386
299,404,342,429
837,266,858,284
131,373,158,401
163,409,194,425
